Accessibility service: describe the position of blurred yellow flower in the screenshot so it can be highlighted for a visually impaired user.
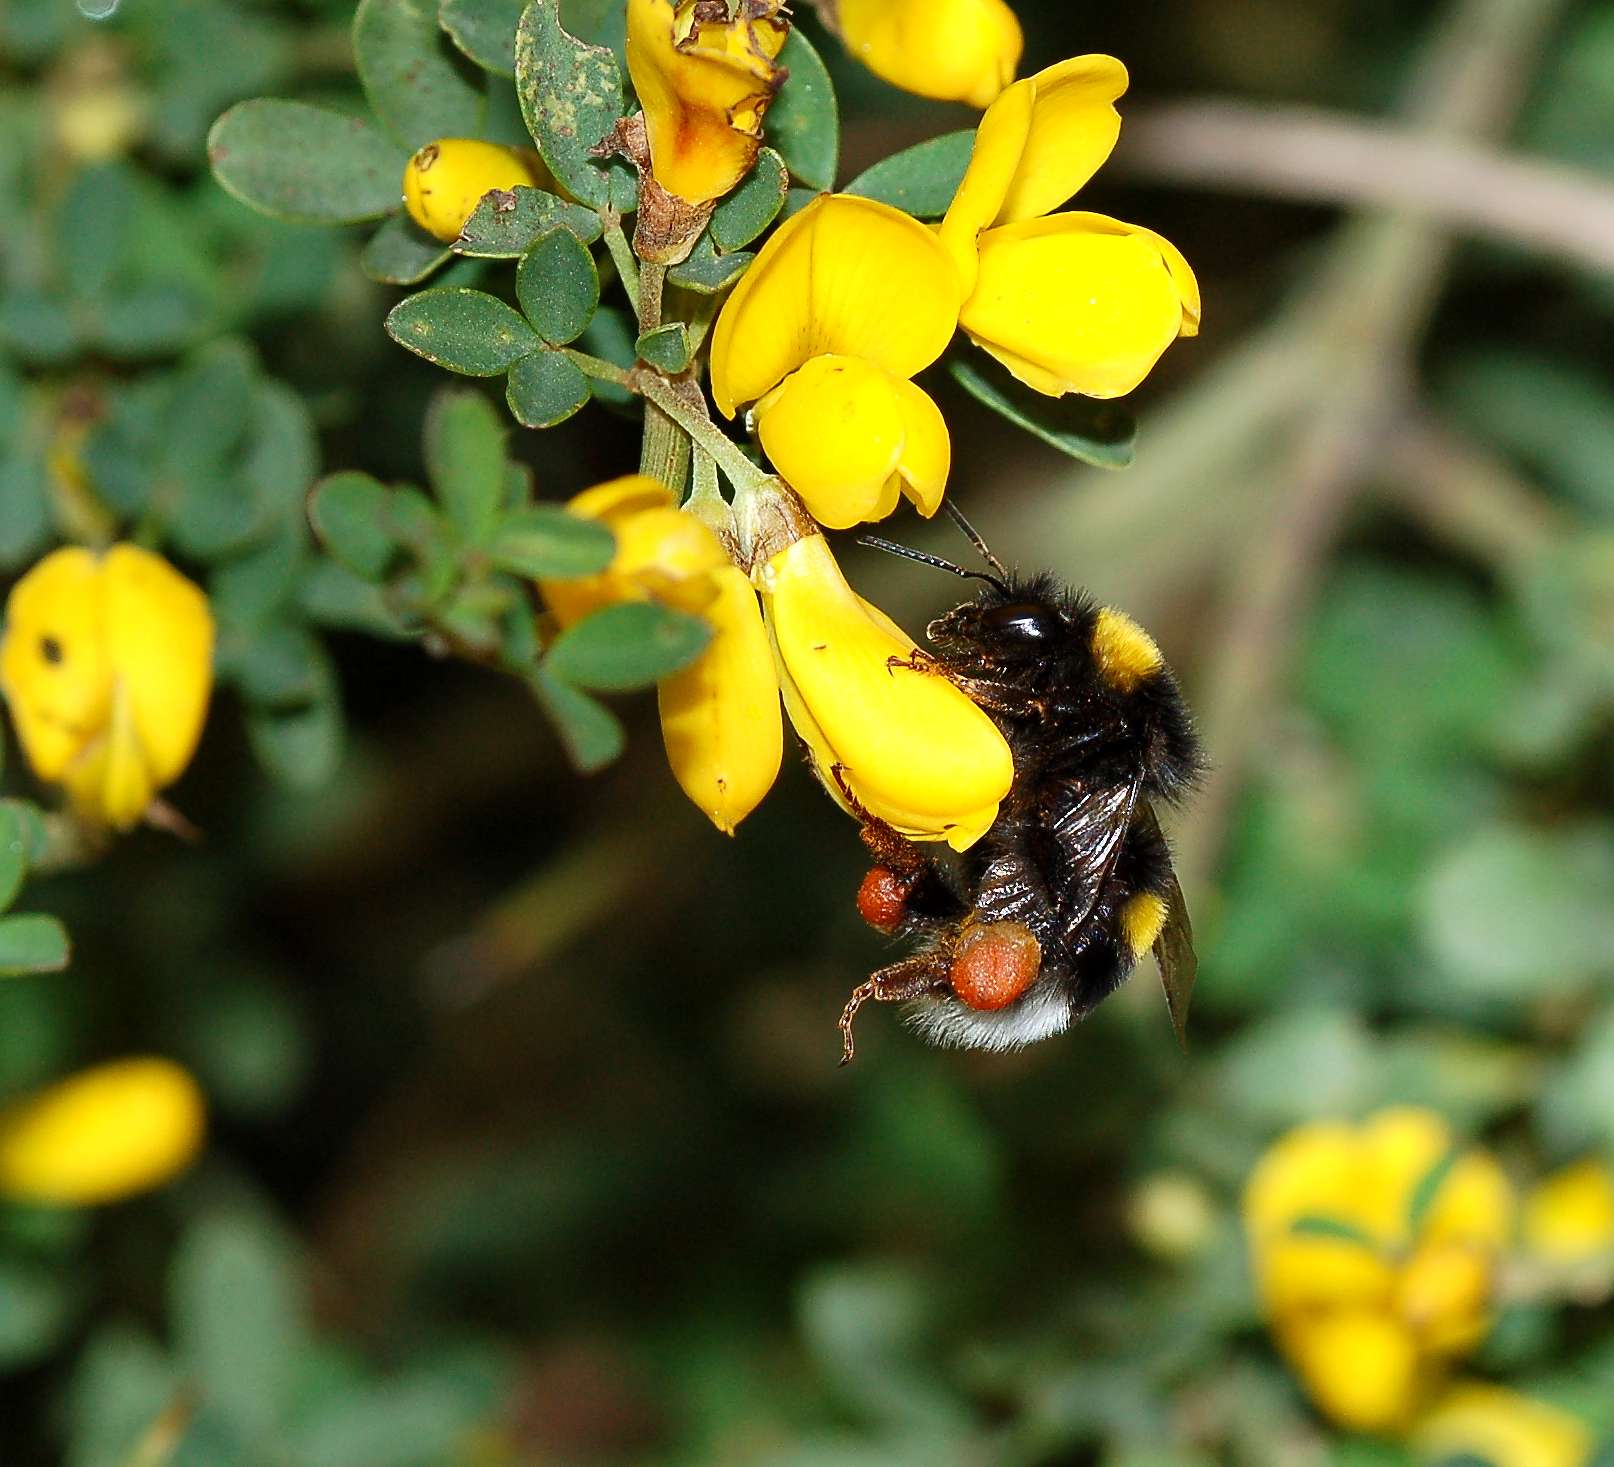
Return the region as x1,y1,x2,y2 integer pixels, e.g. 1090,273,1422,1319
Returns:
710,195,959,528
402,138,546,243
1243,1107,1514,1434
1522,1157,1614,1267
755,529,1012,850
938,56,1199,398
0,1058,205,1206
626,0,788,208
538,476,728,628
0,544,214,831
1412,1384,1593,1467
819,0,1022,108
658,563,783,835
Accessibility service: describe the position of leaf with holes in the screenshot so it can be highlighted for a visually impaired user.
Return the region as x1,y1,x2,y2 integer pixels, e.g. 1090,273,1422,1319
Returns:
455,185,603,257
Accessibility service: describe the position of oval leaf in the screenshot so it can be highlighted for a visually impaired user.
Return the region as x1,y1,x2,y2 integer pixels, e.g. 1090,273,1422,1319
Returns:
386,287,540,375
846,130,974,219
0,914,70,977
439,0,525,75
514,0,634,211
516,229,599,345
208,101,403,225
545,602,711,691
666,238,752,294
530,666,625,772
424,388,507,541
488,505,614,577
767,30,837,191
949,356,1136,469
0,804,25,913
309,472,396,581
506,349,590,427
360,211,453,285
710,147,787,252
354,0,486,151
454,184,603,257
636,322,690,374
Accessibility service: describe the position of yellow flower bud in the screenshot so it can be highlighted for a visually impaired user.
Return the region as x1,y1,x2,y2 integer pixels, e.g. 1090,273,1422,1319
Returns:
0,1058,205,1206
538,476,729,628
756,532,1012,851
1522,1158,1614,1265
822,0,1022,108
1281,1311,1423,1435
1,544,214,830
402,138,546,243
658,565,783,833
626,0,789,207
1414,1385,1593,1467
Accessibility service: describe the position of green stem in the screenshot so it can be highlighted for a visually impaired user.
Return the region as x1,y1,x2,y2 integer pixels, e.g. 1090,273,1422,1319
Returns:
635,372,769,497
562,349,633,387
602,220,640,313
634,259,689,494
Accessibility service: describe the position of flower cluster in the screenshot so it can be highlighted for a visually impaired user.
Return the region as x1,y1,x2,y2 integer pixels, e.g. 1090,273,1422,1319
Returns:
1245,1107,1614,1460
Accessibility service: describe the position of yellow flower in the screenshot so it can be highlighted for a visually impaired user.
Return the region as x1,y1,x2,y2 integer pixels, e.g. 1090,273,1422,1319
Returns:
538,476,728,628
626,0,789,208
1413,1384,1593,1467
402,138,546,243
938,56,1199,398
0,544,214,831
755,530,1012,850
658,563,783,834
0,1058,205,1206
710,195,959,528
1242,1108,1515,1433
820,0,1022,108
1522,1158,1614,1266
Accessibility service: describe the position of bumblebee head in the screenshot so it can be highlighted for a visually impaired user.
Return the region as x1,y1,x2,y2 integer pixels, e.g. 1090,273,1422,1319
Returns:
927,580,1069,666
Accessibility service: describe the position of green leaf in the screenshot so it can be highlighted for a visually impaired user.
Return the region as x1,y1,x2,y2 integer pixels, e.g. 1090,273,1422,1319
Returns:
0,1261,77,1370
666,236,752,294
309,471,396,580
487,505,613,577
454,184,603,257
0,803,27,913
949,356,1136,469
208,100,403,225
710,147,787,252
1407,1148,1464,1235
546,601,711,691
1289,1215,1378,1248
513,0,635,211
439,0,525,75
245,654,344,788
516,228,599,345
506,349,590,427
64,1325,180,1467
386,287,540,375
846,130,974,218
530,666,625,772
295,1375,485,1467
361,211,453,284
170,1210,305,1443
424,387,507,541
354,0,486,152
768,29,838,190
58,163,136,301
636,322,690,374
0,914,71,977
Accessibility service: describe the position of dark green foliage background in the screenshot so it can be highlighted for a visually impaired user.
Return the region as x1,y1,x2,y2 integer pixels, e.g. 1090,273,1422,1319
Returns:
2,0,1613,1463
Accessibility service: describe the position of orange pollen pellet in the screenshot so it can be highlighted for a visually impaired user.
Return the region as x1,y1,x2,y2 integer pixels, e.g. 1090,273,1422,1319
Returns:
949,922,1043,1011
856,867,909,933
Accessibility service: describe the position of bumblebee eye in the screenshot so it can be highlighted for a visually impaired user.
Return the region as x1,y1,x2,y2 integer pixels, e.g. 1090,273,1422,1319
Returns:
980,602,1059,643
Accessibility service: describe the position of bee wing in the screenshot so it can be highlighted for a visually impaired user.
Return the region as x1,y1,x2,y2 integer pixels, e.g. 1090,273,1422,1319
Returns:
1048,777,1143,942
1135,802,1197,1048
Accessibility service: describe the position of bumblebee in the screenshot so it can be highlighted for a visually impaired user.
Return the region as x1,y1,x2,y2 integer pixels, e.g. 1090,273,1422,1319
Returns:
836,512,1202,1062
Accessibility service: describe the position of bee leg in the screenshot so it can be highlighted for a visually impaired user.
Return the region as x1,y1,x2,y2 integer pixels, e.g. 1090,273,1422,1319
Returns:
829,763,926,879
838,954,947,1066
884,649,941,676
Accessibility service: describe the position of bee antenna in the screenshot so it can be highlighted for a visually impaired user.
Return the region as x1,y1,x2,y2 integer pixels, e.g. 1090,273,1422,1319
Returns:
856,535,1007,593
942,502,1009,579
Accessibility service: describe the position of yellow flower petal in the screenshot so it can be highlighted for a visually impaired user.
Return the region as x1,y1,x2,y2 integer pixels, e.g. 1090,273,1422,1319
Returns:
1522,1158,1614,1265
890,377,950,517
710,194,962,415
937,77,1033,294
829,0,1022,108
1258,1233,1397,1318
658,565,782,834
402,138,545,243
539,475,727,627
0,1058,205,1206
1414,1385,1593,1467
0,544,213,830
1396,1242,1495,1354
1281,1311,1424,1434
997,56,1128,223
1244,1121,1367,1238
961,212,1198,398
626,0,789,206
757,533,1012,850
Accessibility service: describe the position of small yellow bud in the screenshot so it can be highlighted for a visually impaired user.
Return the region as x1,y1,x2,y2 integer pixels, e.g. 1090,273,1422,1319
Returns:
823,0,1022,108
1,544,214,830
756,532,1012,851
658,565,783,833
1127,1171,1216,1260
1522,1158,1614,1266
402,138,545,243
0,1058,206,1206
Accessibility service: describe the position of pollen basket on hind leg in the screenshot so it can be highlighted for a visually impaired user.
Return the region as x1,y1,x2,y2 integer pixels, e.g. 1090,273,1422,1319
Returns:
1092,608,1164,692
